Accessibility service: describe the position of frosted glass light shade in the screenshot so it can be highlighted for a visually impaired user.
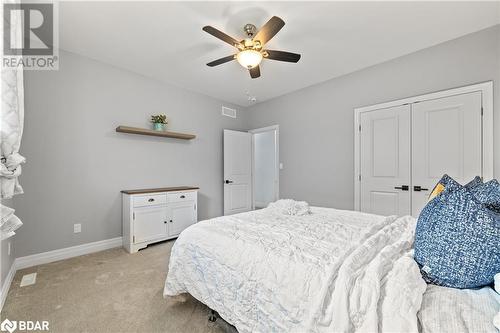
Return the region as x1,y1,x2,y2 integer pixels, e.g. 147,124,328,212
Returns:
236,50,263,69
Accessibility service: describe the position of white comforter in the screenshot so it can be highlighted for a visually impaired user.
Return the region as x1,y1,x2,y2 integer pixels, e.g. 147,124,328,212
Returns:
164,206,427,333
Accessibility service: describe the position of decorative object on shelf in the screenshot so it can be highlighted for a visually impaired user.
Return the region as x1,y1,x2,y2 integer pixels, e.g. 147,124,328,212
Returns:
115,126,196,140
151,114,168,131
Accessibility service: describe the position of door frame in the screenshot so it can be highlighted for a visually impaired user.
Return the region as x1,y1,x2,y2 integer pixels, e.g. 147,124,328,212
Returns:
248,125,280,210
353,81,494,211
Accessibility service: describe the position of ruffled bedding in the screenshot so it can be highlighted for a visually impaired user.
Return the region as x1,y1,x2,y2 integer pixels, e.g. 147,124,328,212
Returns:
164,204,428,332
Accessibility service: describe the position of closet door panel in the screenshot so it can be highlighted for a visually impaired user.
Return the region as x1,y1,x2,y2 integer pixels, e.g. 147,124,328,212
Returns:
360,105,411,216
412,92,482,217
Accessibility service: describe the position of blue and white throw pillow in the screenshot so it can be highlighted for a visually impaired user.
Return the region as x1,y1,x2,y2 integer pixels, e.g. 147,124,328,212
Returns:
465,176,483,190
414,175,500,289
467,179,500,213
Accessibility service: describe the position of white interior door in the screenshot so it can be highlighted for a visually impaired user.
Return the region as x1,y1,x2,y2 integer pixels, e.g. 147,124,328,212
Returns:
224,129,252,215
360,105,411,216
411,91,482,216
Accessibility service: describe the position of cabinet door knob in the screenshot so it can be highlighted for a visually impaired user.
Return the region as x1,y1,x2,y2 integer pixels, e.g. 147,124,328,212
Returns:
170,220,173,223
148,198,155,202
180,195,185,199
164,221,167,224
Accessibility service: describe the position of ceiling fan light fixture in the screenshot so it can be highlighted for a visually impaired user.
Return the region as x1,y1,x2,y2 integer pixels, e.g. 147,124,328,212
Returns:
236,49,262,69
203,16,300,78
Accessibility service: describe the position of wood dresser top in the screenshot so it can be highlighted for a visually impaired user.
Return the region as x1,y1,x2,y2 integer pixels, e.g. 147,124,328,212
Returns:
121,186,199,195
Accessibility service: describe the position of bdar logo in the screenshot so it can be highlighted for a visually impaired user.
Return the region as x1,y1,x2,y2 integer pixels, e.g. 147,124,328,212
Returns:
0,319,48,332
0,319,17,333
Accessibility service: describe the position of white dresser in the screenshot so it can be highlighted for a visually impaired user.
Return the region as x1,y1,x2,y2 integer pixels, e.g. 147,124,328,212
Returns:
121,187,198,253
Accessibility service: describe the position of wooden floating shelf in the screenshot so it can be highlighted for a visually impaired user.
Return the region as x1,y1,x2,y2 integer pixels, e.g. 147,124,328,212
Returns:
116,126,196,140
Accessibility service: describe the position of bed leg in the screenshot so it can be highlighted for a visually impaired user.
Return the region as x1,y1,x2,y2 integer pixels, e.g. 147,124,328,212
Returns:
208,309,217,322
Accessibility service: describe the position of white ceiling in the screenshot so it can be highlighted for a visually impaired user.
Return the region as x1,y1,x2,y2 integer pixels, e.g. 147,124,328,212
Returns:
59,1,500,106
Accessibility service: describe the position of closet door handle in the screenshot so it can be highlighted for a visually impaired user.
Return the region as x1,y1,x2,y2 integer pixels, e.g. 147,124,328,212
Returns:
414,186,429,192
394,185,409,191
225,180,233,184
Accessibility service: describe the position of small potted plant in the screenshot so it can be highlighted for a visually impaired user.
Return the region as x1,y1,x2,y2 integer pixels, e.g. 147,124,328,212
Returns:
151,114,168,131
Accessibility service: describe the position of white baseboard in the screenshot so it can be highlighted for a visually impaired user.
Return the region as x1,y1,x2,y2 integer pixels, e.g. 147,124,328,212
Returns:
15,237,123,270
1,237,122,312
0,261,16,311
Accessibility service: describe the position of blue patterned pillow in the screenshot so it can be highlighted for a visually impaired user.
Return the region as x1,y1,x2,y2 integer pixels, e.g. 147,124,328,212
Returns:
439,174,462,191
465,176,483,190
414,177,500,289
468,179,500,213
428,174,465,202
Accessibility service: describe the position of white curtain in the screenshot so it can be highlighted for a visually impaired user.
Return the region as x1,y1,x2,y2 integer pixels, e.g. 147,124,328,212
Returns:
1,2,25,240
1,69,25,199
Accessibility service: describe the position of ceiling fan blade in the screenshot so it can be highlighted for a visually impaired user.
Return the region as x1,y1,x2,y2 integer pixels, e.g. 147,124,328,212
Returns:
206,55,236,67
264,50,301,63
249,66,261,79
253,16,285,46
202,26,241,48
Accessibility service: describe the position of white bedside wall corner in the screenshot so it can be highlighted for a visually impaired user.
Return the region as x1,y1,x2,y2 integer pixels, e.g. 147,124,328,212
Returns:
121,187,198,253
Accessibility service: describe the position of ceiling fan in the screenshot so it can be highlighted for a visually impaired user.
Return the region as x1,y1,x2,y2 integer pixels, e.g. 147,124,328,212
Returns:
202,16,301,79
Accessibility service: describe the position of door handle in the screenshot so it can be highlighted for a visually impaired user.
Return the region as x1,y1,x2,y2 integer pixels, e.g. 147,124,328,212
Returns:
148,198,155,202
394,185,409,191
414,186,429,192
225,180,233,184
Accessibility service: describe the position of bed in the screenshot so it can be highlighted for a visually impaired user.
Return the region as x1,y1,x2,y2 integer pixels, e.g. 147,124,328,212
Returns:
164,202,499,332
419,284,499,333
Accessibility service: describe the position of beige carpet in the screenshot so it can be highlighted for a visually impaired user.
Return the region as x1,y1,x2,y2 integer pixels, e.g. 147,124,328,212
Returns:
1,240,237,333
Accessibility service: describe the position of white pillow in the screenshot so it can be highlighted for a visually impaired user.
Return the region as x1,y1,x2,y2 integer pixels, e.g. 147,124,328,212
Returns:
267,199,311,216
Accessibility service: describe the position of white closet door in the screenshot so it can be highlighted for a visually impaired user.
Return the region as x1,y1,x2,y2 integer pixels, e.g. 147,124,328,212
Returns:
411,91,482,217
360,105,411,216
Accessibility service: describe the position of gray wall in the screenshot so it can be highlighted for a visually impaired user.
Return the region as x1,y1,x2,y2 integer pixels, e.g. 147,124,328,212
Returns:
14,50,247,257
12,25,500,258
1,200,15,285
246,25,500,210
1,237,14,285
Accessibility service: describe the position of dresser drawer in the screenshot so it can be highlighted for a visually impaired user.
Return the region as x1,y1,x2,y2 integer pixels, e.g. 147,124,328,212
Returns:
133,194,167,207
167,191,196,203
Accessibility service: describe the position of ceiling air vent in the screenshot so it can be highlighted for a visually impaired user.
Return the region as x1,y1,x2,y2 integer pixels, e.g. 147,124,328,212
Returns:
221,106,237,118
